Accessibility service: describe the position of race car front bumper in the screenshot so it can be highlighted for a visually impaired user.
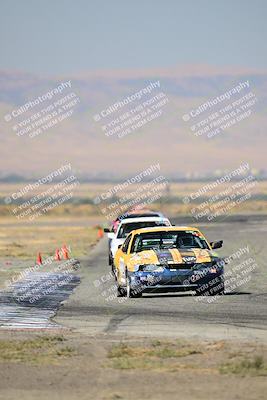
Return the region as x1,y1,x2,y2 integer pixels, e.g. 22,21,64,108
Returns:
127,263,224,295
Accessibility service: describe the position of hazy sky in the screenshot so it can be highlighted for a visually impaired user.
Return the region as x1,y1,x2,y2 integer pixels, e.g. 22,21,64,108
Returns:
0,0,266,75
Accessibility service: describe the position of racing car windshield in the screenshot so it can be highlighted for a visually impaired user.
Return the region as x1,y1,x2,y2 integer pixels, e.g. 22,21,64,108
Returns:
117,221,169,239
131,231,209,252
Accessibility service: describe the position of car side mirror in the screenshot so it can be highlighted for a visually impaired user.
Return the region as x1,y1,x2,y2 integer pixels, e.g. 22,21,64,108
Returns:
104,228,110,233
210,240,223,249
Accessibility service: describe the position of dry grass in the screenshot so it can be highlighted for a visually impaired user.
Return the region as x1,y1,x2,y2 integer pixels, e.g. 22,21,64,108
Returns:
107,340,267,376
107,340,202,371
0,336,75,365
1,181,267,198
0,220,99,260
220,355,267,376
0,216,100,289
0,181,267,219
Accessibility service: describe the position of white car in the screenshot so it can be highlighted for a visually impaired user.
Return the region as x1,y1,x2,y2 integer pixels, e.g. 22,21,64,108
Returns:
106,216,171,270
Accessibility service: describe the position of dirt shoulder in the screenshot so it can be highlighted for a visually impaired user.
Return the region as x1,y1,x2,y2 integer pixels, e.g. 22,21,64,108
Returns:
0,331,266,400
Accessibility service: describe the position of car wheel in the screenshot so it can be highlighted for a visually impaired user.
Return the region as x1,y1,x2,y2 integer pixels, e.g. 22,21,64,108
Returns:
196,278,225,296
210,281,225,295
117,285,126,297
126,277,142,298
111,262,116,277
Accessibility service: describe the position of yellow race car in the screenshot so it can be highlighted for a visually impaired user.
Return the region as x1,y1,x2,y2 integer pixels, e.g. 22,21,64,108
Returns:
114,226,224,298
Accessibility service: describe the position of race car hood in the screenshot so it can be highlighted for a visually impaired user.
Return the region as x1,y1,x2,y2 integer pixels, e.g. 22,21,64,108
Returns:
129,248,218,267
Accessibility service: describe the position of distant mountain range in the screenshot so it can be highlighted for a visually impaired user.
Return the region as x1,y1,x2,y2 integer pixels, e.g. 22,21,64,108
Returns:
0,65,266,179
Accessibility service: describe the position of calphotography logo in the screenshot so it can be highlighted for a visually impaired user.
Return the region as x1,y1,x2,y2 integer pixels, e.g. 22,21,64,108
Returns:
185,162,259,222
93,163,169,221
3,81,80,138
181,80,258,139
92,81,170,138
5,163,80,221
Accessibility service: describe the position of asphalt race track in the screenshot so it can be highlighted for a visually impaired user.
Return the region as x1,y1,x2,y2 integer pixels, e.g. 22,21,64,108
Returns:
55,218,267,342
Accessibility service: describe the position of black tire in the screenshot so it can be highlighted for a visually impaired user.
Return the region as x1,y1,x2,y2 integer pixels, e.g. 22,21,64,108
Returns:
117,285,126,297
111,262,116,277
211,282,225,295
126,277,142,298
196,278,224,296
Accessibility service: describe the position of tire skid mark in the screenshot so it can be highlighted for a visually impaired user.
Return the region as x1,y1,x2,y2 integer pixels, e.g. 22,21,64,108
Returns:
0,272,80,329
104,313,131,333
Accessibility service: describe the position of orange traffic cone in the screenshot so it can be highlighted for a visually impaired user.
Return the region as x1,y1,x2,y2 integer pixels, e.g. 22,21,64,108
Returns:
37,252,42,265
62,245,69,260
97,227,104,239
55,249,61,261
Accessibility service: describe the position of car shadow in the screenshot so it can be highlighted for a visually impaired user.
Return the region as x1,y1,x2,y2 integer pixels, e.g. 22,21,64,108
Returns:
224,291,251,295
143,291,251,298
143,292,196,298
